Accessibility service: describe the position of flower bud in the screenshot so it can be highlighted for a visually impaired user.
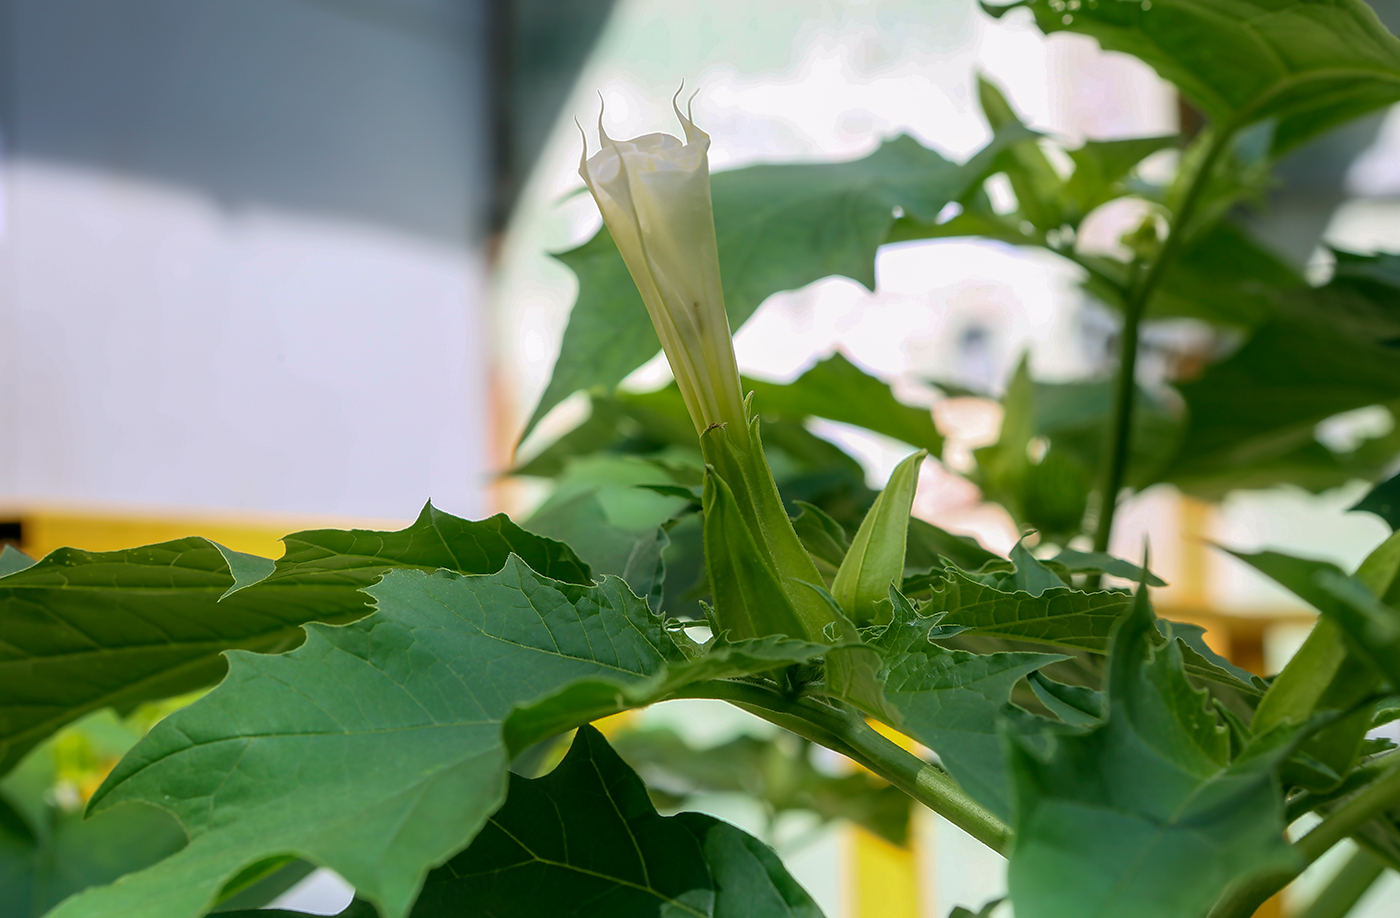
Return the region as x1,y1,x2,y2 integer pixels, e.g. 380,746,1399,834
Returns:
833,450,926,625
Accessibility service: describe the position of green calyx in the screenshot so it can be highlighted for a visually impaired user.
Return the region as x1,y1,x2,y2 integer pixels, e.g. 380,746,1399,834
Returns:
700,412,833,643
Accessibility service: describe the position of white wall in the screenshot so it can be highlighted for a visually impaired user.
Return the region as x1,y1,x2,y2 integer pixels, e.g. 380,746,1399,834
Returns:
0,0,494,521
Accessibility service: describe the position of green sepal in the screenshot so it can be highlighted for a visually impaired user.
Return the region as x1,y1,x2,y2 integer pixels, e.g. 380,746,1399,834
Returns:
702,467,809,642
832,450,926,625
700,416,833,642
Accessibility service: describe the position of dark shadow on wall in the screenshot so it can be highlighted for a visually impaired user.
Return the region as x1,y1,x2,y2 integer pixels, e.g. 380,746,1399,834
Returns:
0,0,615,244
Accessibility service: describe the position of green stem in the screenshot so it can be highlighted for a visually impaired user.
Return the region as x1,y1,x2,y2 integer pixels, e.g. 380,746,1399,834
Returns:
1297,762,1400,864
1296,847,1386,918
1091,129,1234,556
676,680,1011,854
1208,761,1400,918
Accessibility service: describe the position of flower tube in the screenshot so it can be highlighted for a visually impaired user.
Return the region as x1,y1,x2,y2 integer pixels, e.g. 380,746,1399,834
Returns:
578,101,748,443
578,101,834,644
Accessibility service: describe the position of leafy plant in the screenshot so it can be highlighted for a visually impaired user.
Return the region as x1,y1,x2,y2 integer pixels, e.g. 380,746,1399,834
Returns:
6,2,1400,917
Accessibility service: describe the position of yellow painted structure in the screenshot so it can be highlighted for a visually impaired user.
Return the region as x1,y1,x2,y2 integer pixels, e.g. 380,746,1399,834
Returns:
2,505,407,561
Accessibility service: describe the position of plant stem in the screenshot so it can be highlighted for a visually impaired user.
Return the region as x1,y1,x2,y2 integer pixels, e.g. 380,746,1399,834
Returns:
1297,762,1400,864
677,680,1011,854
1091,129,1234,556
1208,761,1400,918
1295,847,1385,918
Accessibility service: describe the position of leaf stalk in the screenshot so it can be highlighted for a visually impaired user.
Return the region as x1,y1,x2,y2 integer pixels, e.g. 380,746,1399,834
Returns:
1208,759,1400,918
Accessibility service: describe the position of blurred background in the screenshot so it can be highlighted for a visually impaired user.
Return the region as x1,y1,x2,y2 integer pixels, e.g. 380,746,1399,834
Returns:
3,0,1400,915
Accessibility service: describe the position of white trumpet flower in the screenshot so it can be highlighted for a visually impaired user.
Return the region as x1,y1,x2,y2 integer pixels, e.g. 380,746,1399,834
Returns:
579,100,748,442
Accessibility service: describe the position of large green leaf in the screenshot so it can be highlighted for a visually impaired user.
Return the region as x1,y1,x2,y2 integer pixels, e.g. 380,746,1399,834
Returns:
867,611,1064,819
261,502,592,592
522,455,698,610
401,726,822,918
46,561,825,918
230,728,823,918
1145,220,1305,330
745,354,941,455
924,570,1133,652
0,504,589,777
1006,589,1299,918
1165,305,1400,491
526,129,1031,437
987,0,1400,155
611,727,912,846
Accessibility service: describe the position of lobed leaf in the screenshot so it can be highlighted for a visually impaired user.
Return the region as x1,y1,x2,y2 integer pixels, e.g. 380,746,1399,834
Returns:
924,570,1133,652
1166,305,1400,491
866,612,1064,819
245,727,824,918
0,503,589,777
1006,588,1300,918
987,0,1400,156
45,557,828,918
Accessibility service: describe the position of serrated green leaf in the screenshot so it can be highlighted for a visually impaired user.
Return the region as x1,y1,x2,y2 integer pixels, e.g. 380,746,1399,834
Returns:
526,129,1032,437
524,472,690,612
1157,619,1261,692
380,726,824,918
262,502,593,593
501,634,830,753
46,560,684,918
1027,671,1103,728
925,570,1133,652
1006,541,1068,598
1049,549,1166,587
864,610,1065,819
1006,588,1300,918
50,558,831,918
745,354,942,455
0,503,590,778
988,0,1400,156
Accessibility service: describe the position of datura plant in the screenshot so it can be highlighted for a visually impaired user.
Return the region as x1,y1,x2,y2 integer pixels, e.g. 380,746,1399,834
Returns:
8,3,1400,918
